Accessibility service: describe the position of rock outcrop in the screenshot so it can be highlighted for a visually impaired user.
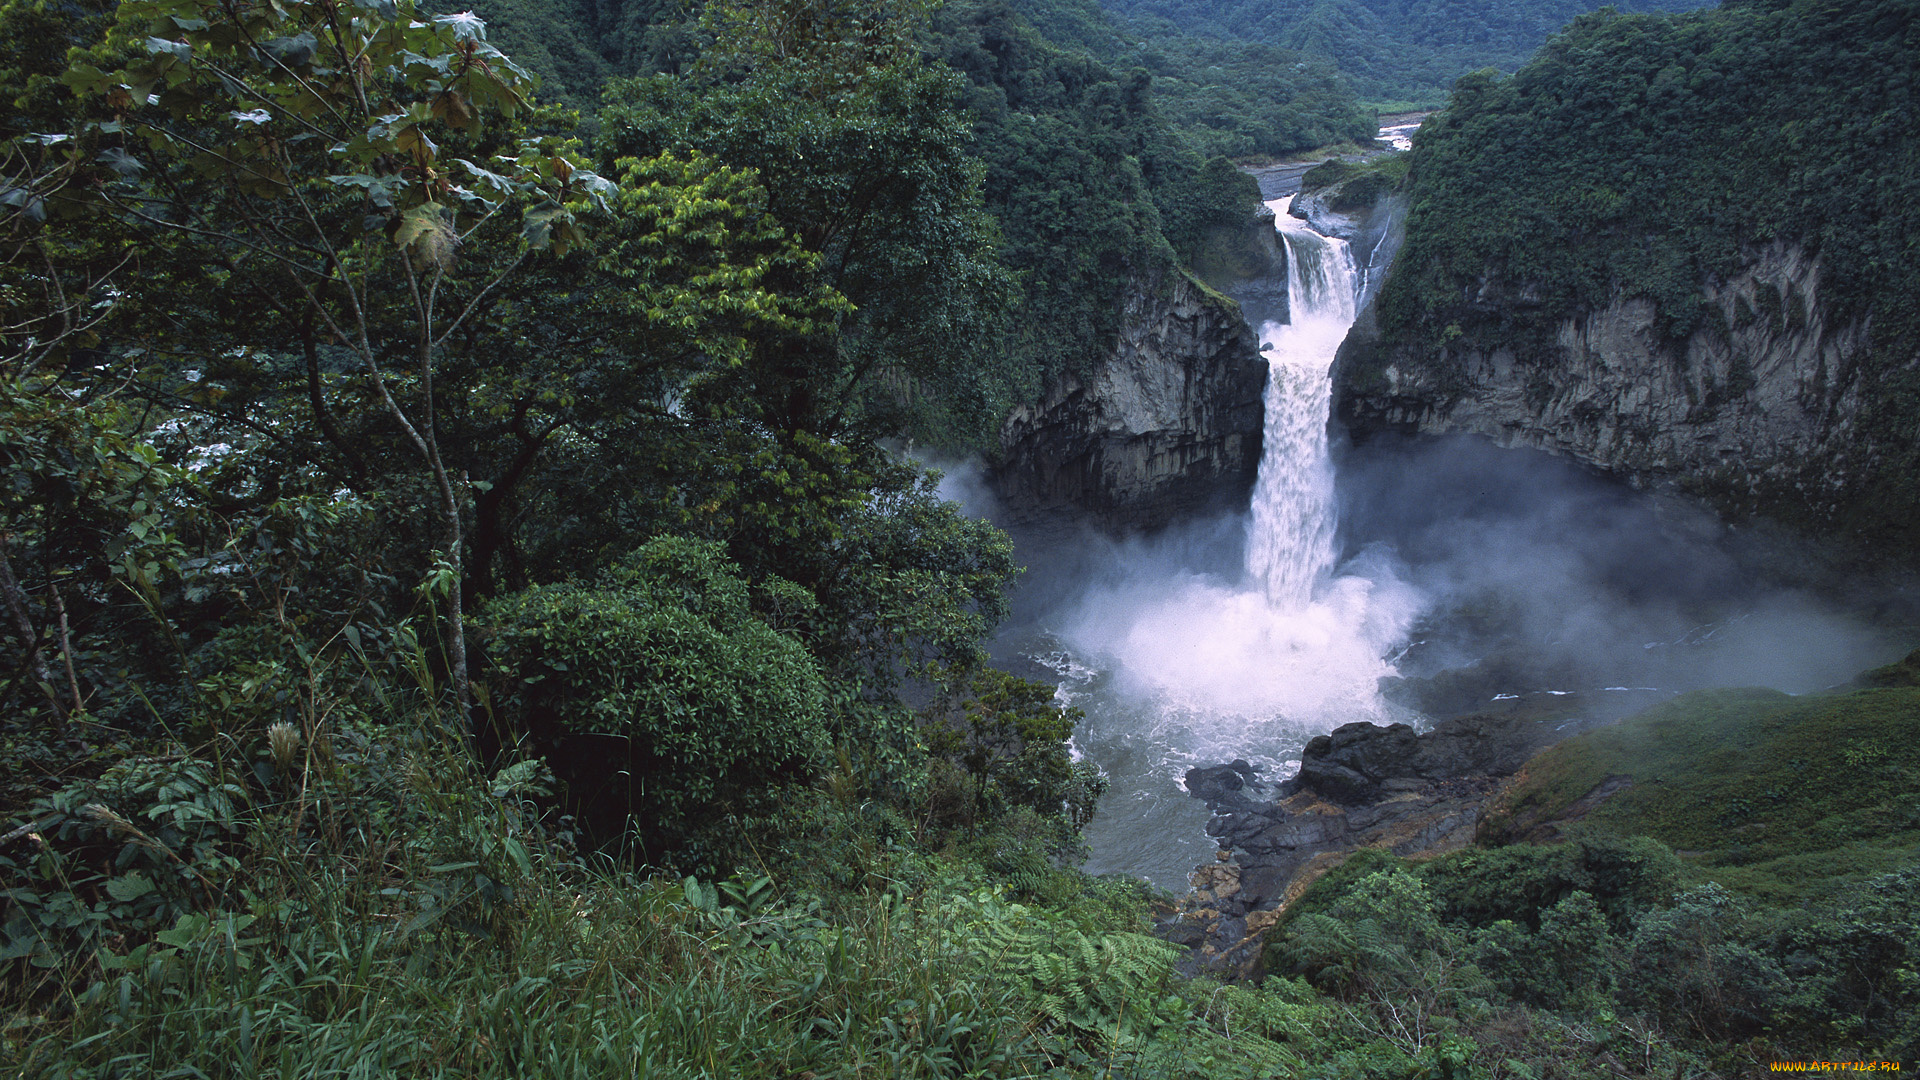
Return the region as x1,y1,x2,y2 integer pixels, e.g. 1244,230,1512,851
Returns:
993,262,1268,531
1198,205,1290,333
1288,182,1406,315
1162,711,1578,978
1336,241,1875,528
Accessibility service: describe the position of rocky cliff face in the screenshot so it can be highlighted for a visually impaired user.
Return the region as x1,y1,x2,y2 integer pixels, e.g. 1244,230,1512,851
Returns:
1337,241,1879,528
993,262,1268,531
1289,183,1406,314
1198,204,1290,332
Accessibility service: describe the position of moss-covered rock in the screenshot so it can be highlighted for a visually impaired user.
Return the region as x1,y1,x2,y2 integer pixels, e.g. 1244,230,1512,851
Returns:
1299,154,1408,212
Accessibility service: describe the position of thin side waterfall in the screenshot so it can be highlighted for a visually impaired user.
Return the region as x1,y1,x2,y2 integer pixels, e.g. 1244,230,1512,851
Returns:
1245,202,1361,608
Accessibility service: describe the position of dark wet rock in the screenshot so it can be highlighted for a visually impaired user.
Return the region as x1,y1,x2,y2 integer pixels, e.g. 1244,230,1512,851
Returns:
1294,721,1420,803
1193,206,1290,332
993,263,1267,533
1160,710,1584,979
1183,759,1265,807
1285,713,1566,807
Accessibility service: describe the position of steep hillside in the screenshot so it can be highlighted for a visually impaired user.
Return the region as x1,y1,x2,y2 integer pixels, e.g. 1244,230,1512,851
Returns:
438,0,1368,451
1096,0,1713,107
1338,0,1920,561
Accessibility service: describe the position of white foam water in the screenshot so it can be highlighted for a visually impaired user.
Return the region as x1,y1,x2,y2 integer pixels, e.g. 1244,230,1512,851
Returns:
1039,200,1428,886
1246,206,1358,608
1058,202,1423,766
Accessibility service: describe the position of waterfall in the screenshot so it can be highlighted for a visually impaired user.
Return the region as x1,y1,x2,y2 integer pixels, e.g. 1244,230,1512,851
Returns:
1245,201,1360,608
1043,189,1421,854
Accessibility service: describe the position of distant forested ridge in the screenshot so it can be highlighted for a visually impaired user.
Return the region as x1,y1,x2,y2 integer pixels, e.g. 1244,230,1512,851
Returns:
1355,0,1920,554
1095,0,1715,106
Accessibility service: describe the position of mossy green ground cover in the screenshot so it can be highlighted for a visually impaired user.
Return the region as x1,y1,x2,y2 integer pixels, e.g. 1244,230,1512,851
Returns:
1488,683,1920,900
1262,669,1920,1066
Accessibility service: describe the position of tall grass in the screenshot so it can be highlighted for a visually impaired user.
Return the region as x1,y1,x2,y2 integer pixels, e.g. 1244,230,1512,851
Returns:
8,827,1263,1078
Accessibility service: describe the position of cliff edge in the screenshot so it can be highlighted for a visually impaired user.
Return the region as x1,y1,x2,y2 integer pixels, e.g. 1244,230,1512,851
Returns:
993,261,1268,531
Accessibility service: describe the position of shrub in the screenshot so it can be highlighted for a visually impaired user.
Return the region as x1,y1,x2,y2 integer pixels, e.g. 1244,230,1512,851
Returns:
921,668,1106,843
1623,884,1791,1041
1469,891,1621,1011
484,536,829,864
1418,834,1683,934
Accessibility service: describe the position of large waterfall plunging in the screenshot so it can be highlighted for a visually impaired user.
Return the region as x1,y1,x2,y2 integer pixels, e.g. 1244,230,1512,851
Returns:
1052,201,1422,733
1038,197,1425,885
997,184,1903,892
1246,209,1359,607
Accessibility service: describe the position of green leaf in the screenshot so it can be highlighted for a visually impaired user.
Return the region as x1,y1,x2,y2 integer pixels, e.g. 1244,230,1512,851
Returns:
434,10,488,41
155,913,210,947
392,202,451,256
144,37,191,59
501,835,531,876
521,201,566,251
104,874,155,902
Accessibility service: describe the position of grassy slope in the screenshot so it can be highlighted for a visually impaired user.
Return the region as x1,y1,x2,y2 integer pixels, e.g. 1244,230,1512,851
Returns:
1485,681,1920,901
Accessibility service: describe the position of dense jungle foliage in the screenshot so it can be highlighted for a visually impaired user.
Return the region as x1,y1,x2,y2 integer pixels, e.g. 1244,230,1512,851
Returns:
4,0,1917,1074
1094,0,1714,108
450,0,1374,396
1370,0,1920,552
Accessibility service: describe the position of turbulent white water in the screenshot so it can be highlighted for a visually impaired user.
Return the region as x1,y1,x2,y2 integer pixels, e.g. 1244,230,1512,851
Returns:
1246,208,1358,608
1036,200,1425,885
1062,204,1420,722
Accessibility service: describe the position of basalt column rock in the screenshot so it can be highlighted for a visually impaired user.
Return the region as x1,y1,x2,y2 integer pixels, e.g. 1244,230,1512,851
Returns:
993,263,1268,531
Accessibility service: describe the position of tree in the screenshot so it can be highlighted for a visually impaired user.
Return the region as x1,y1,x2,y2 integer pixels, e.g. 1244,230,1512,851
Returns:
27,0,853,719
484,535,832,863
46,0,619,717
599,0,1019,445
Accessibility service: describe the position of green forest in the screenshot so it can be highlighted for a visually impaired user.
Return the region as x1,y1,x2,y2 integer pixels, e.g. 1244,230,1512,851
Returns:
3,0,1918,1075
1367,0,1920,555
1095,0,1714,108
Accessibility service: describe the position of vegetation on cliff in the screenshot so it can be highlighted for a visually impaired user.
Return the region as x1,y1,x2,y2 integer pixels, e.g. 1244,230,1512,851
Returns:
432,0,1372,420
5,0,1917,1075
1367,0,1920,555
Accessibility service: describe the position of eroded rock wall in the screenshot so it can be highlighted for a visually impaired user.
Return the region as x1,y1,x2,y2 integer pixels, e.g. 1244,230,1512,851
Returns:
993,263,1268,531
1337,241,1875,522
